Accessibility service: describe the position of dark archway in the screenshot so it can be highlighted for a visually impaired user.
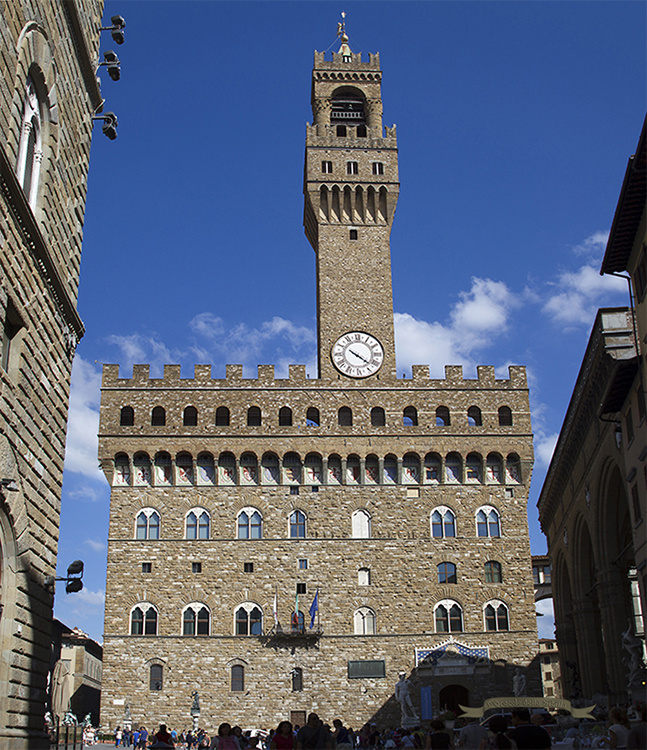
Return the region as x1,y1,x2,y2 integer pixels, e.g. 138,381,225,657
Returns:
439,684,468,714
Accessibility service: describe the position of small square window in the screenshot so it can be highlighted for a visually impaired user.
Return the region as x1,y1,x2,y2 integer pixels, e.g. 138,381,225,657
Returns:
349,229,358,240
142,562,152,573
192,562,202,573
298,559,308,570
505,488,514,498
296,582,307,594
372,162,384,175
290,486,299,495
321,161,333,174
244,562,254,573
311,485,319,492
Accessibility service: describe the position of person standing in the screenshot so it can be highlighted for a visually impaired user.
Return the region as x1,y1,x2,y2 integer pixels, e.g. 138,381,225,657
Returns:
296,714,333,750
457,719,487,749
506,709,550,750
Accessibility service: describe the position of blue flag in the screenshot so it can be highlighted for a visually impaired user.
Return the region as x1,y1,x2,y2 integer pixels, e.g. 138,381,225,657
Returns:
309,590,319,628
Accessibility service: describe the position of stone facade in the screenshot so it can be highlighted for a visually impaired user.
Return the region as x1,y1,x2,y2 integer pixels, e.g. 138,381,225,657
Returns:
538,639,562,699
538,119,646,707
0,1,104,747
100,37,539,733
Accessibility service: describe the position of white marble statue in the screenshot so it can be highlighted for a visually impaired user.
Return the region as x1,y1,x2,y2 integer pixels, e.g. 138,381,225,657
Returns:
513,667,527,697
395,671,419,723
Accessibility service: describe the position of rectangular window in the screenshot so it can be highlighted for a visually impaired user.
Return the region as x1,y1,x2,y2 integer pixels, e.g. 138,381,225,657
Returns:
545,671,552,680
546,687,554,696
231,665,244,692
349,229,358,240
150,664,163,691
372,162,384,175
244,562,254,573
533,568,540,585
296,582,306,594
298,559,308,570
546,642,554,649
142,562,152,573
290,486,299,495
311,485,319,492
348,660,386,679
543,565,551,584
192,562,202,573
347,161,358,175
321,161,333,173
626,407,635,445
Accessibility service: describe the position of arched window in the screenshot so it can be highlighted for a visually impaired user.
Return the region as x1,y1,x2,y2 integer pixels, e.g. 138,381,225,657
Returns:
486,453,503,484
136,509,160,540
485,561,502,583
506,453,521,483
436,406,450,426
467,406,482,426
477,506,501,538
215,406,230,426
176,452,193,484
484,601,509,631
235,604,263,635
445,452,462,483
402,452,420,483
120,406,134,426
151,406,166,426
338,406,353,426
434,601,463,633
354,607,376,635
231,664,245,691
247,406,261,426
197,452,215,484
183,406,198,426
306,407,320,426
131,605,158,635
347,454,360,484
261,452,279,484
498,406,513,426
237,508,263,539
431,507,456,538
133,452,151,486
371,407,385,426
352,509,371,539
424,452,441,483
466,452,482,483
437,562,457,584
186,509,210,540
154,451,171,485
290,510,306,539
218,452,236,484
279,406,293,426
16,76,42,208
365,454,379,484
383,454,397,484
114,452,131,486
149,664,163,690
304,453,322,484
240,452,258,484
283,452,301,484
183,604,210,635
358,568,371,586
328,454,342,484
292,667,303,692
403,406,418,426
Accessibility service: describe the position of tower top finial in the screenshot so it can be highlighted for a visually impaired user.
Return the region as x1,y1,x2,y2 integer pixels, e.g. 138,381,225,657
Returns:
337,11,352,57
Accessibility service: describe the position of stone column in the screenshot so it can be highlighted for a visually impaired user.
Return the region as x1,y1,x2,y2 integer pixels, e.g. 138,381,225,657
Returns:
571,597,606,699
359,457,366,486
321,456,328,486
378,457,384,485
597,567,634,700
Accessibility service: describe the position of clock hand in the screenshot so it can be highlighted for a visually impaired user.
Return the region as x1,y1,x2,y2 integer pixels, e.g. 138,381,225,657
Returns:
349,348,369,363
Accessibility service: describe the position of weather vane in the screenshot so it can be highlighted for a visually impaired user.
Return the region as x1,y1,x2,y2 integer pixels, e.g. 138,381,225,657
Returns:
337,11,346,38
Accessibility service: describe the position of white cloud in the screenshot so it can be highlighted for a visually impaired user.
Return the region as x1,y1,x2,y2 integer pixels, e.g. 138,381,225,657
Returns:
67,484,105,502
536,598,555,639
542,232,627,326
395,277,518,375
75,587,105,609
534,432,559,467
63,357,103,481
84,538,106,553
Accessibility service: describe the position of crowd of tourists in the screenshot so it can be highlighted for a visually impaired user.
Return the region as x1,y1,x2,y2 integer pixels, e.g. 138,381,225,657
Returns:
112,706,647,750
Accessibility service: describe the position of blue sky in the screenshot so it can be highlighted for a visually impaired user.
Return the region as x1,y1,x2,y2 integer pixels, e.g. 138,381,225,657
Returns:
53,1,646,643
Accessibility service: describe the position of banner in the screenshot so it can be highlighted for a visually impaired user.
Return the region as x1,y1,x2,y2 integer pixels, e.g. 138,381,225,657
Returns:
458,697,595,720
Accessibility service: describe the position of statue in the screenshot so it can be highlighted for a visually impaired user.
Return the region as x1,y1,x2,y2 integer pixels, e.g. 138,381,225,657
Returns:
395,671,419,724
62,711,77,726
621,625,646,688
82,713,93,728
512,667,527,697
190,690,201,714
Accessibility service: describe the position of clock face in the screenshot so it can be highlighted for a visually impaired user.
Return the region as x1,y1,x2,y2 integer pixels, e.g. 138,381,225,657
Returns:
331,332,384,378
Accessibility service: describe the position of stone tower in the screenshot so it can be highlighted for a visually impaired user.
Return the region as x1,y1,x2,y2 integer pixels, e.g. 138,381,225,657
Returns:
0,1,105,747
99,26,540,732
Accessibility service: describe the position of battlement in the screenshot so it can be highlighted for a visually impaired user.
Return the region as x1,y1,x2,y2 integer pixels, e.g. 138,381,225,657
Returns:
101,363,528,389
313,50,380,70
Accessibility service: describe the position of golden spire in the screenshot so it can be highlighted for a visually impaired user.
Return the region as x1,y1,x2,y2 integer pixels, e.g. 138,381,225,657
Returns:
337,11,352,57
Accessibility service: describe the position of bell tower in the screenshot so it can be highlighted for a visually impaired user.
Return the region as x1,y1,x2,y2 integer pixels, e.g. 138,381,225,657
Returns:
304,21,399,381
